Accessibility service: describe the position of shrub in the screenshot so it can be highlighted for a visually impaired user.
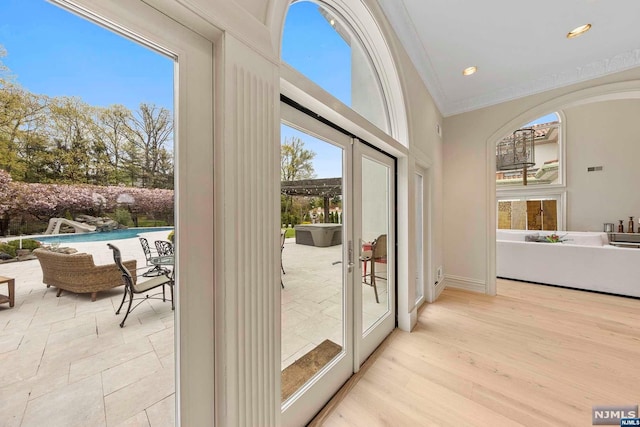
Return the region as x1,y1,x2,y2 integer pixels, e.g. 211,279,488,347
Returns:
137,216,169,227
7,239,41,250
0,243,16,258
112,208,132,227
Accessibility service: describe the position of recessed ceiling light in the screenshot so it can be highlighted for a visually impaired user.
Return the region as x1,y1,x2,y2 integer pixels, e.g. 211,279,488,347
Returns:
330,18,335,26
462,66,477,76
567,23,592,39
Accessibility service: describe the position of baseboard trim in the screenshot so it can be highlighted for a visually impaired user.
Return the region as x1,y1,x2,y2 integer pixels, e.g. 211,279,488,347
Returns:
434,279,446,299
445,275,486,293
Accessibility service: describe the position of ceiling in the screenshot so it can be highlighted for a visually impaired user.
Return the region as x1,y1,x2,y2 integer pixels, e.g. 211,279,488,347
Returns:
379,0,640,117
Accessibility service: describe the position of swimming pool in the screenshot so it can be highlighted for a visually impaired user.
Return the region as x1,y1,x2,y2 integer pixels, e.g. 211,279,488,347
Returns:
37,227,174,243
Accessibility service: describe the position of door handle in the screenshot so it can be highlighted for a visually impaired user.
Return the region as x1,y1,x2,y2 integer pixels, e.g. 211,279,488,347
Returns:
347,240,354,273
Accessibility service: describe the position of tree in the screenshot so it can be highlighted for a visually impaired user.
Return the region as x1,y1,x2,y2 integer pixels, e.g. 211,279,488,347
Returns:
0,44,12,86
0,169,13,235
0,176,175,235
281,136,315,182
46,96,93,183
281,137,316,223
0,85,49,179
0,46,175,191
125,103,174,188
90,104,132,185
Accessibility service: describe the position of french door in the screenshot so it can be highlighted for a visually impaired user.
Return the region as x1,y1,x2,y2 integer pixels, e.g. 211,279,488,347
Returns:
280,102,395,426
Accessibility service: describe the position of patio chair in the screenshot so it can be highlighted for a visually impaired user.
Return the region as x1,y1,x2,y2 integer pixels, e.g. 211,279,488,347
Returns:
359,234,387,304
139,237,167,277
155,240,174,257
108,243,174,328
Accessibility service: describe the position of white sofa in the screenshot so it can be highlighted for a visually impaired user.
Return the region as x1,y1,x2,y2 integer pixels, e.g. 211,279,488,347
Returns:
497,229,640,298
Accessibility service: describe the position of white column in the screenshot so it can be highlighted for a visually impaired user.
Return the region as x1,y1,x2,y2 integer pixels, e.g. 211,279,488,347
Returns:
214,34,280,426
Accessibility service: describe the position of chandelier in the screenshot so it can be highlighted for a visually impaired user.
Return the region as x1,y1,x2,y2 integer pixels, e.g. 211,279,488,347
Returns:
496,128,535,185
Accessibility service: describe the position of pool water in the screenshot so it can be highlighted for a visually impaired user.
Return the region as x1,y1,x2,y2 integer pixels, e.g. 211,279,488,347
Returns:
37,227,174,243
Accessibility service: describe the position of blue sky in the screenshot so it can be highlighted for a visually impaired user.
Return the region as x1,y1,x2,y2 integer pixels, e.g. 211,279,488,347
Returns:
0,0,174,112
1,0,345,178
282,1,351,107
526,112,559,126
281,1,350,178
2,0,554,180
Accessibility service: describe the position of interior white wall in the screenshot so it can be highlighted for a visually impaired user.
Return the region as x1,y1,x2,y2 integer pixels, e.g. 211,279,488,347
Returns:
443,66,640,294
564,99,640,231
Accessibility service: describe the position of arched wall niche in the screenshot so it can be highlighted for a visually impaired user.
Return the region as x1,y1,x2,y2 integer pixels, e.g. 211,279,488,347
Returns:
485,80,640,295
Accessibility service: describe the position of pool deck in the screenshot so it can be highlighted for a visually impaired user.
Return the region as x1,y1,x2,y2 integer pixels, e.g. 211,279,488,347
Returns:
0,232,387,427
0,230,174,427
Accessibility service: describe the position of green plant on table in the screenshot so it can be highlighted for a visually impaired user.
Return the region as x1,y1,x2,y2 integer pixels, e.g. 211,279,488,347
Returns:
545,233,567,243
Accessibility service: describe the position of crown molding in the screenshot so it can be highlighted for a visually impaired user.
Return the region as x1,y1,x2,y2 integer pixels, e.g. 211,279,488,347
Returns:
444,47,640,116
377,1,447,115
379,2,640,117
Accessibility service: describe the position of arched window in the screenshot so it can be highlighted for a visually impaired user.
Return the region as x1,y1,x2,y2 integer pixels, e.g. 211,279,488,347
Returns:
282,0,390,134
496,112,562,187
496,112,565,231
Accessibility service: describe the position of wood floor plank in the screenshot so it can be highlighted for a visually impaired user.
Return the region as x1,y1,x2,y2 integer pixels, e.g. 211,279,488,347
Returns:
318,280,640,426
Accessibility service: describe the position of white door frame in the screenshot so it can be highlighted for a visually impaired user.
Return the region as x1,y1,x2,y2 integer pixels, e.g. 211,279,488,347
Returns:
49,1,216,425
280,101,397,424
280,102,354,427
353,141,396,367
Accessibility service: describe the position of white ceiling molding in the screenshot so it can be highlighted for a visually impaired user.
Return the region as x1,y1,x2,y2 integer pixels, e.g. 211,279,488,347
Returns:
379,0,640,117
377,1,447,114
447,47,640,116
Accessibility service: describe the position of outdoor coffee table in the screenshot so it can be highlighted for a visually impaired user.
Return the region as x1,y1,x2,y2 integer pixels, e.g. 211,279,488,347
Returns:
0,276,15,308
150,255,174,266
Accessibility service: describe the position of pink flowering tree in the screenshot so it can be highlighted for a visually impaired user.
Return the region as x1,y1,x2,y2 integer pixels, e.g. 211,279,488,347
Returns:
0,170,174,235
0,170,15,235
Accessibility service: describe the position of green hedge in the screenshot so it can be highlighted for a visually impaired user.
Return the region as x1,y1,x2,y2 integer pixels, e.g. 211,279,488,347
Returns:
0,239,41,258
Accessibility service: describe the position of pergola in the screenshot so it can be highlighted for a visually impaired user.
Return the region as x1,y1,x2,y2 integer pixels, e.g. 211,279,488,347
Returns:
280,178,341,223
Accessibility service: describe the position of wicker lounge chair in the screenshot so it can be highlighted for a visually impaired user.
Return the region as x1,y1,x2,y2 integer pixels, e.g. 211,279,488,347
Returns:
33,248,136,301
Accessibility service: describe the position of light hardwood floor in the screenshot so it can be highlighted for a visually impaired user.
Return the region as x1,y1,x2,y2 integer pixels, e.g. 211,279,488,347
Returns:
315,279,640,426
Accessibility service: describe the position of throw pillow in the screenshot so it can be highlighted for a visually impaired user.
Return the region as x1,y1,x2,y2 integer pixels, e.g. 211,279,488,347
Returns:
525,233,540,242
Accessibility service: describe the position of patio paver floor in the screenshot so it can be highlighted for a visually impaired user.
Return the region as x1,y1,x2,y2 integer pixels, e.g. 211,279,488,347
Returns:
0,231,388,426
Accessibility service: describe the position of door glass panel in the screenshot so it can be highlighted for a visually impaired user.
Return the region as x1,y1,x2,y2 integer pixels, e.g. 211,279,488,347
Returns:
280,123,345,402
360,156,390,333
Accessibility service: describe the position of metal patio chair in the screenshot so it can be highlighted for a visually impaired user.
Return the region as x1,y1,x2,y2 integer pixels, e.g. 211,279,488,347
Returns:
108,243,173,328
